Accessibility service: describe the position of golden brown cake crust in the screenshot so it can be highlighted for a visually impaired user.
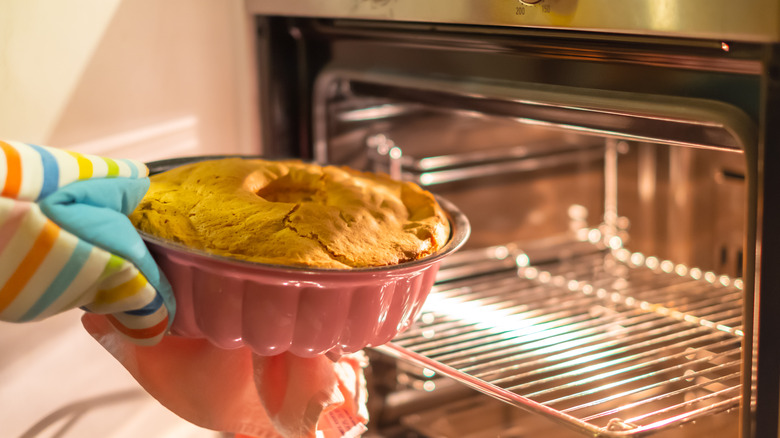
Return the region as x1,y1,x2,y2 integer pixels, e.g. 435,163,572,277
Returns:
130,158,450,269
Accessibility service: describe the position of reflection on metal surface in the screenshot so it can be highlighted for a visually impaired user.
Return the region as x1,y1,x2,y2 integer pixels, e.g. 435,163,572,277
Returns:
646,0,680,33
369,134,605,186
337,103,421,122
316,72,757,164
377,234,743,437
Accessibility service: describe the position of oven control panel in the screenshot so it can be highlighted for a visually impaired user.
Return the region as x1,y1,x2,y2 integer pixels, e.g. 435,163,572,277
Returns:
247,0,780,43
511,0,577,22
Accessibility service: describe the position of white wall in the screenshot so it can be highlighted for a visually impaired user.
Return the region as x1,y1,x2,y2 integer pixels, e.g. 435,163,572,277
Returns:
0,0,260,161
0,3,260,435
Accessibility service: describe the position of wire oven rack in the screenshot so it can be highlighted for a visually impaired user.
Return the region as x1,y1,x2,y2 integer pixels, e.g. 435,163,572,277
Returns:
375,238,743,437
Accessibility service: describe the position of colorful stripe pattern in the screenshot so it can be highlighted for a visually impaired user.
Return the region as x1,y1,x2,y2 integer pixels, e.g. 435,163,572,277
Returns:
0,140,169,345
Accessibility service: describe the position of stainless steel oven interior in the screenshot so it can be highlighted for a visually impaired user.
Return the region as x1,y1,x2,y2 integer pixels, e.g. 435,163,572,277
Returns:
252,14,780,438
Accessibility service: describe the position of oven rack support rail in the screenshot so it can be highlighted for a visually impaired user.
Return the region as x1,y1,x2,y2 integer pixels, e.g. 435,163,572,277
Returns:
375,240,743,437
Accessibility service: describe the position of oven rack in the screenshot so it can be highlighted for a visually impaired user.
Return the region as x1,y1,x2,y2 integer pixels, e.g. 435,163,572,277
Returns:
376,242,743,437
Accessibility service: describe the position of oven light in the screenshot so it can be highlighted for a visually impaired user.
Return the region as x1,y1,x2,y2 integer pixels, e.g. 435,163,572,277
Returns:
423,381,436,392
419,173,434,185
567,204,589,221
422,368,436,378
515,253,530,267
721,42,730,52
523,267,539,279
608,236,623,249
629,252,645,266
645,256,660,270
587,228,602,244
494,245,510,260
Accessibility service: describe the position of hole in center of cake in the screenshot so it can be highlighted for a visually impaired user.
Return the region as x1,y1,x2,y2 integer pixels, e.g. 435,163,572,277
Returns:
256,176,319,203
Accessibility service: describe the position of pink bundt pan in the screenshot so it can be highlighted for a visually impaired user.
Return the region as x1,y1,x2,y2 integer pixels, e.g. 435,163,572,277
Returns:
139,156,470,358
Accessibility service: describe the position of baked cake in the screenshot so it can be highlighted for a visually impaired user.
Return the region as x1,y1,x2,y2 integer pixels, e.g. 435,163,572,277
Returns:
130,158,450,269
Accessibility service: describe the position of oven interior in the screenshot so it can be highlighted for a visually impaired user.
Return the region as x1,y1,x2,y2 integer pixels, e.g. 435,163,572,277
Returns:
313,73,750,437
254,17,763,438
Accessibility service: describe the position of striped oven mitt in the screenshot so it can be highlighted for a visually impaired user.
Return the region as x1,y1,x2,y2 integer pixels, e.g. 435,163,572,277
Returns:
0,140,174,345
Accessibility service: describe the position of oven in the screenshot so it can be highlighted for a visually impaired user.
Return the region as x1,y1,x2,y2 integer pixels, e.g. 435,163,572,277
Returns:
246,2,780,437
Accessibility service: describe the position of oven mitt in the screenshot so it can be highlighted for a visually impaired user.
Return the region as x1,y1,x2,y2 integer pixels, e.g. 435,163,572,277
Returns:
82,313,369,438
0,139,174,345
